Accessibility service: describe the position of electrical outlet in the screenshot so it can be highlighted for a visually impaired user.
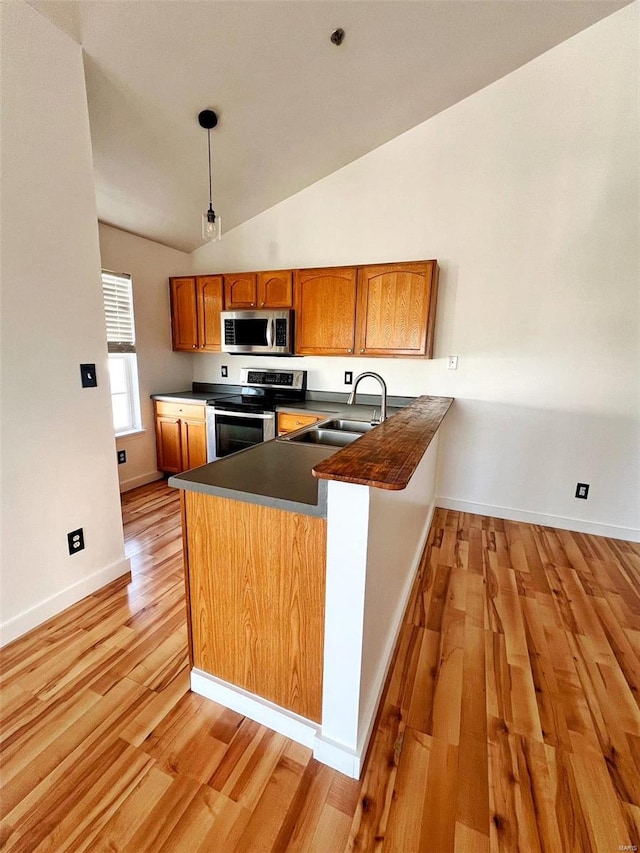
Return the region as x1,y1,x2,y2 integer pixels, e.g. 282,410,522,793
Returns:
80,363,97,387
575,483,590,499
67,528,85,555
221,365,228,378
448,356,458,370
345,371,353,385
117,449,126,464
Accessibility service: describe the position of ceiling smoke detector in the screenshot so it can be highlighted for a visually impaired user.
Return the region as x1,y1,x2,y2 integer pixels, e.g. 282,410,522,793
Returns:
330,28,345,46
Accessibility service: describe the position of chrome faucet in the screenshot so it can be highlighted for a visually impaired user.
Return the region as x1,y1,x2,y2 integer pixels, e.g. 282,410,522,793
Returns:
347,372,388,423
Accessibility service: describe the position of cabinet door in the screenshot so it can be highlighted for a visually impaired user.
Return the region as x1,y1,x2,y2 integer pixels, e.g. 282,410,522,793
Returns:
155,416,183,473
294,267,357,355
197,275,224,351
169,277,199,351
224,273,257,308
257,270,293,308
356,261,438,357
181,418,207,470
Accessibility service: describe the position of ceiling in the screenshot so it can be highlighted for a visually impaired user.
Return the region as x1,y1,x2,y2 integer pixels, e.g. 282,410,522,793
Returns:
30,0,630,253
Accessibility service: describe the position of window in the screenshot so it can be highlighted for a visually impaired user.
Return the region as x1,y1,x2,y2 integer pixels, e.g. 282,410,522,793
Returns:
101,271,142,435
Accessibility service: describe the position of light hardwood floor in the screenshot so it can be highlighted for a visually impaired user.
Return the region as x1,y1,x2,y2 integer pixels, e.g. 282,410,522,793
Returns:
1,479,639,851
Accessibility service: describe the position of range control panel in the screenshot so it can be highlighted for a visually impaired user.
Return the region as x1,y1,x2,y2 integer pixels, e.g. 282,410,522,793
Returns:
241,368,306,391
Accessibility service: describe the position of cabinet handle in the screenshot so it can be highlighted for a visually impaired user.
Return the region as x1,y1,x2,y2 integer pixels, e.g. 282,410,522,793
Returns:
348,348,353,353
360,348,365,353
251,302,255,307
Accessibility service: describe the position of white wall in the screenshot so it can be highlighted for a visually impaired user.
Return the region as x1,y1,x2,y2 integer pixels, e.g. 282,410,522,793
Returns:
98,224,194,491
0,3,130,644
192,5,639,539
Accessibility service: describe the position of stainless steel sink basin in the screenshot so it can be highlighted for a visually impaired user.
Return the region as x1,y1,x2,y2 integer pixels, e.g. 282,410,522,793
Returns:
319,419,375,433
285,428,363,447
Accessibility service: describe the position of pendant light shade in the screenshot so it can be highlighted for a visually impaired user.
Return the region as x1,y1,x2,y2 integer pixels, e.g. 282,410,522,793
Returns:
198,109,221,243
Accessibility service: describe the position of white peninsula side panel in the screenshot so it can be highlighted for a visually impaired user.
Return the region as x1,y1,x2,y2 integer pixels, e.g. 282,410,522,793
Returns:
317,433,440,777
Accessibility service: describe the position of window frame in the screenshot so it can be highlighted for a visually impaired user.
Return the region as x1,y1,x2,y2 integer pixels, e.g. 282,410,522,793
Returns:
101,270,143,437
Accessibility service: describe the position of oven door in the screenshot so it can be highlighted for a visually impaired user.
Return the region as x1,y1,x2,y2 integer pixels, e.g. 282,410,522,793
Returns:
206,408,276,461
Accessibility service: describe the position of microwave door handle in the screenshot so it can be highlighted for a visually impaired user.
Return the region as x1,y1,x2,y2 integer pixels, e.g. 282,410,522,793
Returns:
266,318,274,349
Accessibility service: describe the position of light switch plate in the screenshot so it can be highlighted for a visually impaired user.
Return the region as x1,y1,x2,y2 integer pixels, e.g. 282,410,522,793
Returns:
448,356,458,370
80,363,97,387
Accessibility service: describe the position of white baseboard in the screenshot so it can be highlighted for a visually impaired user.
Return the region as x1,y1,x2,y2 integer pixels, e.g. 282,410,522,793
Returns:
119,471,163,493
191,669,320,749
0,556,131,647
190,669,372,780
436,497,640,543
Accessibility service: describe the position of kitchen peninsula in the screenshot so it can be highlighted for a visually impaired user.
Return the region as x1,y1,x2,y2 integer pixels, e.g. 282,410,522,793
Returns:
170,395,453,778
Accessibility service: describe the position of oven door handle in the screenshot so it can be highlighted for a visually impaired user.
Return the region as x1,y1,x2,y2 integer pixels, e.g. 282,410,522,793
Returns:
266,318,274,349
212,409,276,420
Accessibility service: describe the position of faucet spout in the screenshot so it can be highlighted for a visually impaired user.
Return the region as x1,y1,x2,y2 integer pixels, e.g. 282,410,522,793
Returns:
347,372,388,423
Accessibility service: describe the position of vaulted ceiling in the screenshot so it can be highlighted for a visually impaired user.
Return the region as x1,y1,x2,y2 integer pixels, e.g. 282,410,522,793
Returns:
30,0,630,253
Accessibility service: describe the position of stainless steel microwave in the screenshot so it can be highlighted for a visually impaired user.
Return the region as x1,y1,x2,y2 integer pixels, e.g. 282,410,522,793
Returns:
221,309,294,355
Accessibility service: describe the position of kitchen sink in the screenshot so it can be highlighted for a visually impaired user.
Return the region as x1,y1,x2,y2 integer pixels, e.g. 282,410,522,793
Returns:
284,428,364,447
318,419,375,433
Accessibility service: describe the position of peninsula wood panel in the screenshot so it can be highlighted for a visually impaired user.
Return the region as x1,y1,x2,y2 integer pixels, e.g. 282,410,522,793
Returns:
356,261,438,356
184,492,327,722
196,274,224,351
293,267,358,355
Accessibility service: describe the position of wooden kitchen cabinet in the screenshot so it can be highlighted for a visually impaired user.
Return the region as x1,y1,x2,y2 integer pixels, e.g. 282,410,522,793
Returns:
224,270,293,309
169,277,199,351
154,401,207,473
169,275,224,352
356,261,439,357
223,272,258,308
293,267,358,355
277,411,326,435
256,270,293,308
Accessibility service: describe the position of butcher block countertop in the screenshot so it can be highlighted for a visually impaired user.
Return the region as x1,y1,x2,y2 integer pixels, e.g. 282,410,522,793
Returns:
312,395,453,490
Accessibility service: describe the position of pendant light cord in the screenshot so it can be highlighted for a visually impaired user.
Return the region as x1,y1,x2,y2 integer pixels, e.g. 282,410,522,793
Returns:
207,128,213,209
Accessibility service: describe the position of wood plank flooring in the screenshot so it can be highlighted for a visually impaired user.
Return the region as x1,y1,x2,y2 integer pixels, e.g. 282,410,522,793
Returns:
1,479,640,851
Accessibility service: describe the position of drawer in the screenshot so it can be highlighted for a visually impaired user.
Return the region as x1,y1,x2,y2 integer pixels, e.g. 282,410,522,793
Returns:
154,401,206,421
278,411,326,434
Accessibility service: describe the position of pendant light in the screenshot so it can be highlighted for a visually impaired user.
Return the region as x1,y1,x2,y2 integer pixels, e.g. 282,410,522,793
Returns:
198,109,221,242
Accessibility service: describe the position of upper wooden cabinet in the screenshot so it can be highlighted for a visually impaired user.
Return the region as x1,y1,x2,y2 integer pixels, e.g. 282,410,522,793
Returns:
170,277,199,351
356,261,439,358
257,270,293,308
224,270,293,309
170,260,439,358
224,273,257,309
170,275,224,352
294,267,358,355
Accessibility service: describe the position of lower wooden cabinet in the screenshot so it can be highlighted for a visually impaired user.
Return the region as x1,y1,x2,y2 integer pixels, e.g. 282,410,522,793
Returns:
277,411,326,435
154,401,207,474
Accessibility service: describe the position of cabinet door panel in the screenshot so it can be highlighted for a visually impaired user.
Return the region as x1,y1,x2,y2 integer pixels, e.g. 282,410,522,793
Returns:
156,417,182,473
181,419,207,470
224,273,257,308
257,270,293,308
197,275,224,351
170,278,198,351
294,267,357,355
356,261,437,357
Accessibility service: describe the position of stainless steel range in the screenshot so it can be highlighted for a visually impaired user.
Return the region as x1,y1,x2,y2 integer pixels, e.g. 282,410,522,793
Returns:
206,368,307,461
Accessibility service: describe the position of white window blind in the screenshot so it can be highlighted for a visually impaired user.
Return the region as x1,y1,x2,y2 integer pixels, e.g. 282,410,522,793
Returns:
102,271,136,353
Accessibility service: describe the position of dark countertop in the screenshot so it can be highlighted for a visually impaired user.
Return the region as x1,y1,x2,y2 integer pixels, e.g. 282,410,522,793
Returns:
169,440,336,517
168,396,452,515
